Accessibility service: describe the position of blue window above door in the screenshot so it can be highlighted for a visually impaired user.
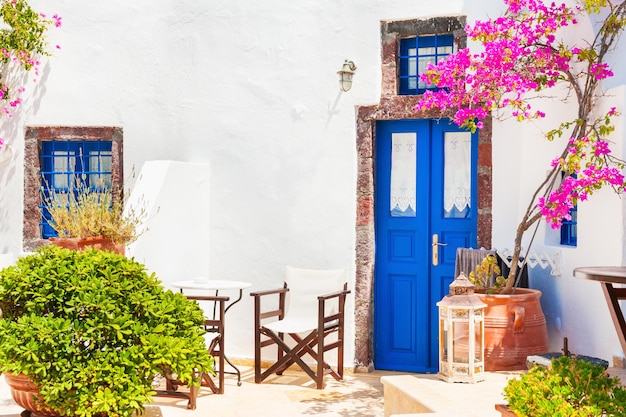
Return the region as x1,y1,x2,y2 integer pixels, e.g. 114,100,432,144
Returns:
399,34,454,95
39,140,113,239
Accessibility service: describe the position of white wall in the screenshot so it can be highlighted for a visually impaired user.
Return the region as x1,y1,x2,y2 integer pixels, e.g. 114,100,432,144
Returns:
0,0,625,367
126,160,212,285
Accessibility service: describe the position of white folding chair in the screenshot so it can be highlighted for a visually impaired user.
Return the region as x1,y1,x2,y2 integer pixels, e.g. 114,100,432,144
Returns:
250,266,350,389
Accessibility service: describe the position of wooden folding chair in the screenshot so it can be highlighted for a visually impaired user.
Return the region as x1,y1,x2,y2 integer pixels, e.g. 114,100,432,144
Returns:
155,294,229,409
250,267,350,389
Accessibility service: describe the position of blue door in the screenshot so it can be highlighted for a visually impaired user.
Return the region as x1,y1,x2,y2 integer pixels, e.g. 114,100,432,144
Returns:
374,119,478,372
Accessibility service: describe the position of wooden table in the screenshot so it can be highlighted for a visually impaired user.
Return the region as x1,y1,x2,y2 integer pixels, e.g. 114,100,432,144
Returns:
573,266,626,356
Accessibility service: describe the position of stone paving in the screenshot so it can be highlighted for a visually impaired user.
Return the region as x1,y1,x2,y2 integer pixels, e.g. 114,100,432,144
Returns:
0,365,387,417
0,364,623,417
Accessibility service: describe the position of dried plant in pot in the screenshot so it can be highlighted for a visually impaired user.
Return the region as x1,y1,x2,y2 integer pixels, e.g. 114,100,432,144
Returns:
42,177,146,254
0,246,214,417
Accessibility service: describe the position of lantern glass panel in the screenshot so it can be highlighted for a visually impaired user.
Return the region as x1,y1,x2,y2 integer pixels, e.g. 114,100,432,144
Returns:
474,321,483,362
452,321,469,363
440,317,448,360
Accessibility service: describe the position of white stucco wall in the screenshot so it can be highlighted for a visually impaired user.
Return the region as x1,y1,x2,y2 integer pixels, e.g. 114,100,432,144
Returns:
0,0,624,367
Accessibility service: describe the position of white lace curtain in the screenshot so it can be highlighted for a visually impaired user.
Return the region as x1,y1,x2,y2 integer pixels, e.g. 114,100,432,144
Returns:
390,132,417,217
443,132,471,217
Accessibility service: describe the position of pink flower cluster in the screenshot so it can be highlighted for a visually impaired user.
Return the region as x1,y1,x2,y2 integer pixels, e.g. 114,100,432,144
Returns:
415,0,625,229
416,0,578,132
0,1,62,152
539,128,625,228
538,164,624,228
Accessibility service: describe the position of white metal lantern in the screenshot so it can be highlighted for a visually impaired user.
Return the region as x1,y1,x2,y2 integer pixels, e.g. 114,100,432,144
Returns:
337,59,356,92
436,272,486,383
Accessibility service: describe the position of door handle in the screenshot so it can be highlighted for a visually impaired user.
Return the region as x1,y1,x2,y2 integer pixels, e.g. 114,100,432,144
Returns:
432,234,448,266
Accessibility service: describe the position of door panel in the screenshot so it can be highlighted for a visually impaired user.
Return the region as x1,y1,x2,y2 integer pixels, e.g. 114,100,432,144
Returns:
374,119,478,372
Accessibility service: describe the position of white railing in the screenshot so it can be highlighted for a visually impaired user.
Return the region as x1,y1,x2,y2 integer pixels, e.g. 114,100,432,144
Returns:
496,248,562,277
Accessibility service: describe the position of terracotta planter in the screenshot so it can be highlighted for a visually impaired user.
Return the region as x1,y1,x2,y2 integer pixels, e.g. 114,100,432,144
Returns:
478,288,549,371
50,237,125,255
3,372,60,417
495,404,518,416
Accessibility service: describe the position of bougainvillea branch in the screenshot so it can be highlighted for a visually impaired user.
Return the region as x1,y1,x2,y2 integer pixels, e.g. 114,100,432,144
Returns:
0,0,61,151
416,0,626,291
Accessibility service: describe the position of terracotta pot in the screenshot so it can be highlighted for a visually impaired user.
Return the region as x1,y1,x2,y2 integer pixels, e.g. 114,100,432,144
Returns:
50,237,125,255
478,288,549,371
3,372,60,417
495,404,518,416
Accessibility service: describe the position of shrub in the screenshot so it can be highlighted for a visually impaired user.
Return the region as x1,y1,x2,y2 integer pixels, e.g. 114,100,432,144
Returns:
504,355,626,417
0,246,213,417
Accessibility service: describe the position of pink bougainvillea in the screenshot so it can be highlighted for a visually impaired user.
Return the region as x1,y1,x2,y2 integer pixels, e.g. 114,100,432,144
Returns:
416,0,626,288
0,0,61,151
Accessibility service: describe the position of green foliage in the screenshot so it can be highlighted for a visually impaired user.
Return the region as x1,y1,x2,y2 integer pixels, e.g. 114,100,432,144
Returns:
0,246,213,417
468,254,506,293
505,356,626,417
0,0,54,69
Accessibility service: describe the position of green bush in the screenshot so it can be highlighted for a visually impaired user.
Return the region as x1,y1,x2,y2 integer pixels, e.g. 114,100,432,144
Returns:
505,355,626,417
0,246,213,417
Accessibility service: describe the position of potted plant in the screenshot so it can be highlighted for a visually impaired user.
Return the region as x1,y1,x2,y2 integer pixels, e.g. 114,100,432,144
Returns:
42,177,146,254
468,255,549,370
0,245,213,417
496,355,626,417
416,0,626,369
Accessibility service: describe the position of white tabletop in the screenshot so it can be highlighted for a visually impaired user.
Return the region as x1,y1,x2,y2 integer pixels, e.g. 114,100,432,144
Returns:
172,279,252,291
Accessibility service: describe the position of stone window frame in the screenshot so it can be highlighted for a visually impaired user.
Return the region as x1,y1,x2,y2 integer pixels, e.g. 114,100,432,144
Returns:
23,126,124,251
352,16,493,371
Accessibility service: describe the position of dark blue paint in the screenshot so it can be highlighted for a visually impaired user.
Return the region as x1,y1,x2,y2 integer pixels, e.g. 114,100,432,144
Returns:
374,119,478,373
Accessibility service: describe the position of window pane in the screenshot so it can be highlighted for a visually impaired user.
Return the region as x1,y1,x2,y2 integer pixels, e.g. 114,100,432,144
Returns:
53,151,75,189
418,57,436,89
443,132,471,218
418,46,435,55
89,150,112,188
408,55,417,76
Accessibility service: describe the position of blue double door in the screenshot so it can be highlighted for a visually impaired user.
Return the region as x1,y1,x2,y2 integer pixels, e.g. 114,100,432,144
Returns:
374,119,478,372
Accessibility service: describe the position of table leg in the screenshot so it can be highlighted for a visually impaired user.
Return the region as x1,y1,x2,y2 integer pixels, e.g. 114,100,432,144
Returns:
184,288,245,387
222,289,244,386
600,282,626,356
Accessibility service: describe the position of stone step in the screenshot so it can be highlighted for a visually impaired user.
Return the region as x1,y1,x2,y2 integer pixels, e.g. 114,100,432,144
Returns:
382,375,470,417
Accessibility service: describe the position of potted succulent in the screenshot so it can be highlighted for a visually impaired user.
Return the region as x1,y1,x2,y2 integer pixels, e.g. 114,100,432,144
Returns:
0,245,213,417
497,355,626,417
417,0,626,369
42,178,146,254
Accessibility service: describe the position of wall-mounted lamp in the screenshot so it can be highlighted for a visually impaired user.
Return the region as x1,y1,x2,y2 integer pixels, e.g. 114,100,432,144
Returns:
337,59,357,92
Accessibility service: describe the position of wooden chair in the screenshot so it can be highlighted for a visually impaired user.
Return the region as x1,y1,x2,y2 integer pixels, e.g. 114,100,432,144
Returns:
250,266,350,389
155,294,229,409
